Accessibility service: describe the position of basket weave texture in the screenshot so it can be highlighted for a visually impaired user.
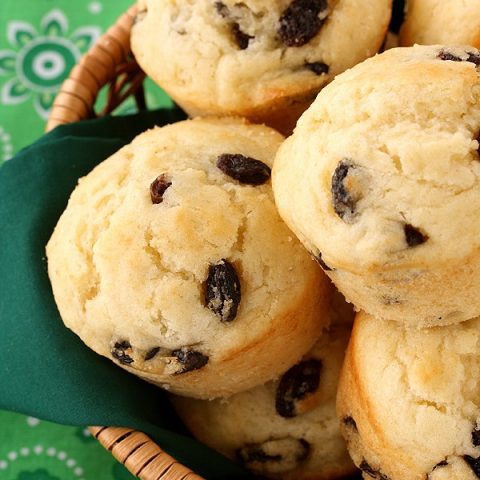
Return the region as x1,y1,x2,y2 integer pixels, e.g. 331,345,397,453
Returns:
46,5,204,480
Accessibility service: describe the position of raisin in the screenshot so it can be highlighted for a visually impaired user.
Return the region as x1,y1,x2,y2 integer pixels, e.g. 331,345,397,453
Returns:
465,456,480,478
473,426,480,446
305,61,329,75
359,460,391,480
404,224,428,247
313,252,332,271
467,52,480,66
217,153,271,185
237,438,310,471
205,259,241,322
237,445,282,465
231,23,253,49
145,347,160,361
214,1,229,17
438,50,480,66
150,174,171,204
172,347,209,374
343,416,358,431
276,359,322,418
278,0,328,47
213,3,254,49
111,341,134,365
438,50,463,62
331,159,358,221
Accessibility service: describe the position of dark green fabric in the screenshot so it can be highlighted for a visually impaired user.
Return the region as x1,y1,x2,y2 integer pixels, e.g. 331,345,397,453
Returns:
0,108,252,480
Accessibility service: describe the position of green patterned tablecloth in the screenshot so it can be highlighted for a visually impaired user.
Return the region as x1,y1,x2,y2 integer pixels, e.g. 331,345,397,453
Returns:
0,1,171,478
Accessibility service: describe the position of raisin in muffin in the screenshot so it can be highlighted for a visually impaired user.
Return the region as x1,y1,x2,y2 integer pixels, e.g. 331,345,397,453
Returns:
273,45,480,327
171,291,356,479
131,0,392,134
399,0,480,48
46,117,331,399
337,311,480,480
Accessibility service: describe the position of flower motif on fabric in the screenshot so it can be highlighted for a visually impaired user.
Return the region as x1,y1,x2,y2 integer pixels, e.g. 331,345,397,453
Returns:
0,9,100,119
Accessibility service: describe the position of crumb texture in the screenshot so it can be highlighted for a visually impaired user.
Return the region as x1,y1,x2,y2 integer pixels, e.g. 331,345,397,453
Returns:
400,0,480,48
337,312,480,480
172,301,356,479
47,118,331,398
131,0,391,127
273,45,480,326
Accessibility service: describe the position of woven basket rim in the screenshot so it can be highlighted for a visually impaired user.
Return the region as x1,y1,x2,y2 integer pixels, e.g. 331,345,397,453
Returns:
46,6,204,480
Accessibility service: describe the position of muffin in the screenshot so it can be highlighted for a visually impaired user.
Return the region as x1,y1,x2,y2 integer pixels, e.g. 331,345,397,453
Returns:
273,45,480,327
46,117,331,399
337,311,480,480
172,290,356,479
399,0,480,48
131,0,392,134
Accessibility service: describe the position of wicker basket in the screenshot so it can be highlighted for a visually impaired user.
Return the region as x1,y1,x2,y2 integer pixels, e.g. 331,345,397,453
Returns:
45,5,204,480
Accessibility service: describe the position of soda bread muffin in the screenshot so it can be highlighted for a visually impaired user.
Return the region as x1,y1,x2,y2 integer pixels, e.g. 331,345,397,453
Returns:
131,0,392,134
337,311,480,480
46,117,331,399
273,45,480,327
399,0,480,48
172,291,356,479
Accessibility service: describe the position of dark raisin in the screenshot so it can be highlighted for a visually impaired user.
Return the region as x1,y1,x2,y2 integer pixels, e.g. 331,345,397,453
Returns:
438,50,463,62
276,359,322,418
313,252,332,271
278,0,328,47
205,259,241,322
343,416,358,431
305,61,329,75
331,159,358,221
237,445,282,465
359,460,391,480
217,153,271,185
111,341,134,365
404,224,428,247
231,23,253,49
172,347,209,374
465,456,480,478
237,438,310,470
214,1,229,17
150,174,171,204
467,52,480,66
438,50,480,66
473,425,480,446
145,347,160,361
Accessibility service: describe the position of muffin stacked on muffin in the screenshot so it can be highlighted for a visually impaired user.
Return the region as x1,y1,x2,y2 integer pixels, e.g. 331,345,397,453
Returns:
171,290,356,480
131,0,392,133
47,117,332,400
272,44,480,479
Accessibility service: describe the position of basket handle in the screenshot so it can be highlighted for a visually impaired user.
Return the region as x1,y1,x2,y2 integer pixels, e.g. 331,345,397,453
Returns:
46,4,145,132
90,426,205,480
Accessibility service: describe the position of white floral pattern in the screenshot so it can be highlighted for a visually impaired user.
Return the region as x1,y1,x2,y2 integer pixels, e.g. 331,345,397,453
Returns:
0,9,100,119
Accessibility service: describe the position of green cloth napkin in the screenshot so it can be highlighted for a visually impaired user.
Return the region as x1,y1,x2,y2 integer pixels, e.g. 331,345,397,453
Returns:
0,108,252,480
